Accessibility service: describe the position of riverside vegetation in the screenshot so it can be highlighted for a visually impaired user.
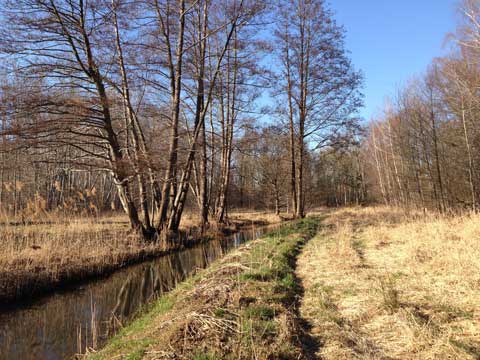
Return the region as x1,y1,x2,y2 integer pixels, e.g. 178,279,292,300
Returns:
84,206,480,359
87,218,320,360
0,211,282,304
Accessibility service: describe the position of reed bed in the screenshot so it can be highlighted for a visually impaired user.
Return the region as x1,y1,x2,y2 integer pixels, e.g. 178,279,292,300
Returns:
0,210,282,304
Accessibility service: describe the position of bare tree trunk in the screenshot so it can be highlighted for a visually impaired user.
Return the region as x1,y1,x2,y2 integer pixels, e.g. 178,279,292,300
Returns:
157,0,186,230
387,119,403,205
285,27,297,217
216,27,238,224
372,127,388,205
274,181,280,215
113,0,153,232
296,131,305,218
168,13,241,231
429,90,446,212
197,1,209,229
71,0,144,232
462,106,476,211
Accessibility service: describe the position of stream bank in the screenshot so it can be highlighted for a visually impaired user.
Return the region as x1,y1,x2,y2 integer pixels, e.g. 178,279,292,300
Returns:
0,218,278,306
0,222,282,360
88,218,320,360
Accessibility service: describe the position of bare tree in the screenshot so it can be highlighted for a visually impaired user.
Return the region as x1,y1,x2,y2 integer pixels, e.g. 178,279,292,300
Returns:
273,0,362,218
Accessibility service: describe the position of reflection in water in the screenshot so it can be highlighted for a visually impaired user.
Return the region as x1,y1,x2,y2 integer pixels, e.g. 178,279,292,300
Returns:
0,227,270,360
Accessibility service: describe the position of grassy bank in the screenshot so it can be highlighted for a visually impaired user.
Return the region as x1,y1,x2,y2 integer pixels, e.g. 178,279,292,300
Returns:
87,218,319,360
0,211,282,305
298,207,480,359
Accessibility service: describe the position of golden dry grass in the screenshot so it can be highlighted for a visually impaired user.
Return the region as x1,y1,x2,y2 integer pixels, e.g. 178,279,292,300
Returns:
180,209,284,229
0,214,128,270
298,206,480,359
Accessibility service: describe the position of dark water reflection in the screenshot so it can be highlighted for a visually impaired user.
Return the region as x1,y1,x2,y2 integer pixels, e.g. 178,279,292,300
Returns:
0,225,273,360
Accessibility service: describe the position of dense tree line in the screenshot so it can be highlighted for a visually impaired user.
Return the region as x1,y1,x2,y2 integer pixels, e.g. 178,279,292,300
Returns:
0,0,362,239
364,0,480,212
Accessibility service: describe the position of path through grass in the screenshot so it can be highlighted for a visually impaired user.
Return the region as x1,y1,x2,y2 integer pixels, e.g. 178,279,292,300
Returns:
297,207,480,359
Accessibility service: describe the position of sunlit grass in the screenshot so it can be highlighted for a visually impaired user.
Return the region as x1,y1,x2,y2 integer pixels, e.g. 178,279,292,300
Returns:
298,206,480,359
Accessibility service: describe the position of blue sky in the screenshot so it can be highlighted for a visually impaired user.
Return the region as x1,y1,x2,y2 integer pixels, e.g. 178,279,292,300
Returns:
328,0,459,121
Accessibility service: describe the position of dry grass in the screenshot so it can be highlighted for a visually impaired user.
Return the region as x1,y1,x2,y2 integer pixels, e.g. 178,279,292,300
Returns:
0,214,150,304
0,214,132,273
180,209,284,230
0,210,283,304
298,206,480,359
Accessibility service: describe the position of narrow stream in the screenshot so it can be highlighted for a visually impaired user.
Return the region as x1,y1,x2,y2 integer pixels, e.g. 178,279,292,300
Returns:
0,224,276,360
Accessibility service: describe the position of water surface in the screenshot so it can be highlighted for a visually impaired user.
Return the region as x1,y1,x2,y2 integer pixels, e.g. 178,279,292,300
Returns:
0,225,274,359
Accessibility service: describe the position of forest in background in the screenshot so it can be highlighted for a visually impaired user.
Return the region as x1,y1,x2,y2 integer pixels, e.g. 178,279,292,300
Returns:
0,0,362,240
366,1,480,213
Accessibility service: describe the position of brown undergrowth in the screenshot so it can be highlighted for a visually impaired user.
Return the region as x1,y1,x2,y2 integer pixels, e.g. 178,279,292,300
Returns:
0,211,282,305
297,206,480,359
87,218,319,360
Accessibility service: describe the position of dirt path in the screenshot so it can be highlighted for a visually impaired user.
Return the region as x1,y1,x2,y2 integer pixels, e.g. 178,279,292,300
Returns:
296,223,390,360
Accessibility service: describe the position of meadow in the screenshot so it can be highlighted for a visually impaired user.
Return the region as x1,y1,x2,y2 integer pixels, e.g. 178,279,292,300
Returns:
298,207,480,359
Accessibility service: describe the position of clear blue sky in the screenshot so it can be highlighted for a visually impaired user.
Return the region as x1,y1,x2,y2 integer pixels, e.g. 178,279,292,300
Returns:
328,0,458,121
